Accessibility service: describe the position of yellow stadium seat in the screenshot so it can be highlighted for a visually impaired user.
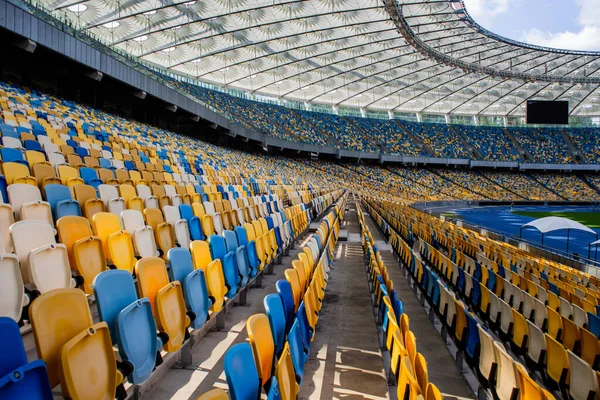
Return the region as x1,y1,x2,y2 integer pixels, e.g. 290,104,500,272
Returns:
29,289,91,387
405,330,417,368
275,342,299,400
247,313,275,387
206,259,227,312
73,184,105,221
414,353,428,393
545,333,569,390
144,207,176,257
136,257,190,352
284,268,302,312
190,240,212,272
4,162,35,185
426,383,442,400
57,216,106,294
397,356,421,400
59,321,123,400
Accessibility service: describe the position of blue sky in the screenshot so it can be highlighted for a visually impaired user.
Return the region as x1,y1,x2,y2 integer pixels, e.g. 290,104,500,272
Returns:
461,0,600,51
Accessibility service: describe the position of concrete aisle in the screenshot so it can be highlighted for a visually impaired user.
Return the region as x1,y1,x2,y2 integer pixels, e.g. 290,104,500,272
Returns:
300,203,389,400
362,207,477,400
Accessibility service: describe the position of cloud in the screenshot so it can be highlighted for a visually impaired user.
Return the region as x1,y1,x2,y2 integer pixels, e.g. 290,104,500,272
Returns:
521,25,600,51
519,0,600,50
461,0,513,28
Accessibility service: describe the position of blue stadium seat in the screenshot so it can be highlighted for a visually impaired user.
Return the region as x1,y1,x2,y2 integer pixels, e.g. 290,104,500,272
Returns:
208,234,238,298
179,204,204,240
1,148,28,167
288,320,307,384
224,230,250,286
264,294,286,356
588,312,600,339
235,226,259,277
79,167,103,189
276,279,295,333
44,184,81,219
168,248,211,329
0,317,53,399
223,343,261,400
93,270,163,384
24,140,42,152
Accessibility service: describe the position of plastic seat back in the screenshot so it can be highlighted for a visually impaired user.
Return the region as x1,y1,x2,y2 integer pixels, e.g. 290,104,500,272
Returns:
247,313,275,387
28,243,74,293
10,220,55,285
44,184,81,218
59,321,122,399
568,350,598,400
493,342,519,400
223,343,261,400
29,289,93,387
276,279,295,333
206,259,227,312
0,317,53,399
93,269,139,343
0,255,29,322
191,240,212,272
275,342,299,400
545,333,569,387
264,294,287,355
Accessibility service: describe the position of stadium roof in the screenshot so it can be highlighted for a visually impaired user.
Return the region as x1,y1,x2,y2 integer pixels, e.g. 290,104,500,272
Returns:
44,0,600,118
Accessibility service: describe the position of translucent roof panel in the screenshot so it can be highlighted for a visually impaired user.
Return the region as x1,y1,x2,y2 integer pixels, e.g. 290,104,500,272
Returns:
39,0,600,117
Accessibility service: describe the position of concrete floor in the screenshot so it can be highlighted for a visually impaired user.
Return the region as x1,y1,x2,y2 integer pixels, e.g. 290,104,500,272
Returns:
299,205,389,400
362,207,477,400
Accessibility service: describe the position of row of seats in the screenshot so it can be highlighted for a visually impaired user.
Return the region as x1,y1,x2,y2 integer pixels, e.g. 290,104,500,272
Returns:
195,193,347,399
0,188,342,398
356,205,443,400
1,185,315,323
365,198,600,400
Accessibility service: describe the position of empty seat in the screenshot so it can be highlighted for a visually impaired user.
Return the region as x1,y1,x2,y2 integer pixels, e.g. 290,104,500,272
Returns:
545,333,569,391
57,216,106,294
98,184,126,216
164,205,191,249
135,257,190,352
493,341,519,400
209,234,238,298
275,342,299,400
0,255,31,322
0,317,53,399
264,294,286,356
29,288,124,396
168,248,211,330
121,210,158,258
44,184,81,219
247,313,275,388
93,270,163,384
10,220,56,285
92,212,135,274
567,350,598,400
223,343,261,400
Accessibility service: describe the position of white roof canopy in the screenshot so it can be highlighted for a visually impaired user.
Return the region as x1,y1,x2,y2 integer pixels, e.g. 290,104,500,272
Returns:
36,0,600,117
522,216,597,235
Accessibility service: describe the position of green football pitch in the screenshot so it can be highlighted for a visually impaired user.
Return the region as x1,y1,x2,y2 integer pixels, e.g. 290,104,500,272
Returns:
511,211,600,228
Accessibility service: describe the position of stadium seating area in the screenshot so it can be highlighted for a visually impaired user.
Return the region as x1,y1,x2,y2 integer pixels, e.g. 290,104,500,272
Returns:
511,127,573,164
365,198,600,400
453,125,521,161
531,173,598,201
568,128,600,163
160,75,600,163
2,77,600,399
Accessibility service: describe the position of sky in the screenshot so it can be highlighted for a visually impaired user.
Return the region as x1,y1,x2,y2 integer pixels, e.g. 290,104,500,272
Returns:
461,0,600,51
